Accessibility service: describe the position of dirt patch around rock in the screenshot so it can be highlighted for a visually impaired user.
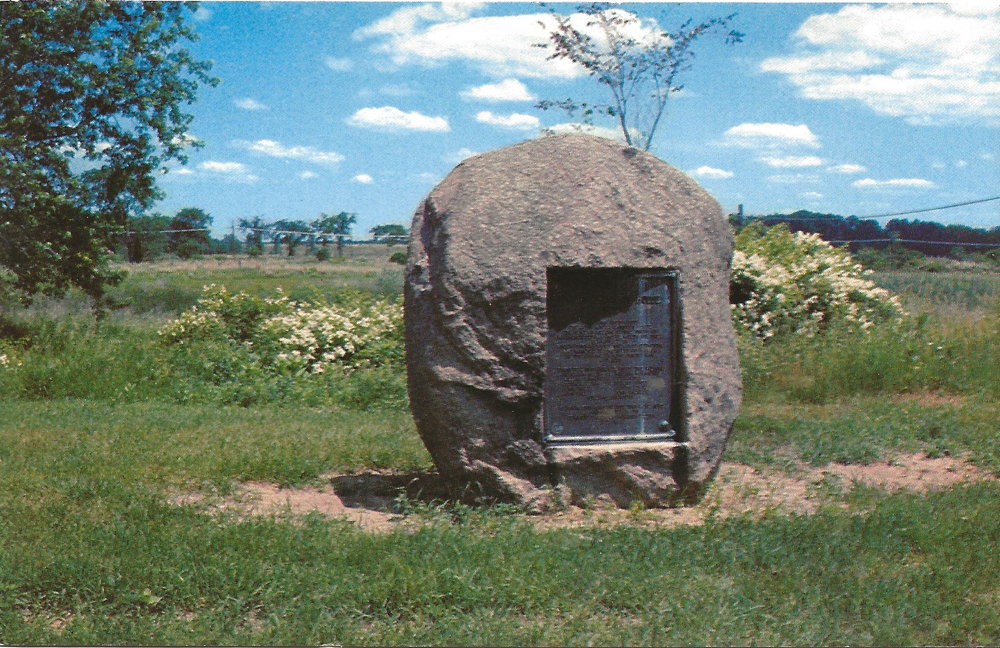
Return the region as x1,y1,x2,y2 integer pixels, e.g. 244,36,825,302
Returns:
170,453,995,532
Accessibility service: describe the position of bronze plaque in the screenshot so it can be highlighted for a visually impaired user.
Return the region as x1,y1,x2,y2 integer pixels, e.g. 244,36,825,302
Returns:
544,268,680,444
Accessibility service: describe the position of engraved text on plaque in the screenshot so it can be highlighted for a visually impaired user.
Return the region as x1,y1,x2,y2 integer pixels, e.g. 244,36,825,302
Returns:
544,268,680,444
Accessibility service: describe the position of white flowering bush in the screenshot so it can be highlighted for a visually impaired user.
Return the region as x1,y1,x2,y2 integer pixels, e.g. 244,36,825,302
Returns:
731,224,904,340
257,300,403,374
159,285,291,345
0,340,23,370
159,284,404,376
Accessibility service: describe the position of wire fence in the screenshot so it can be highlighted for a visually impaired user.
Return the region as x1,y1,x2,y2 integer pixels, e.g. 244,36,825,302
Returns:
117,195,999,257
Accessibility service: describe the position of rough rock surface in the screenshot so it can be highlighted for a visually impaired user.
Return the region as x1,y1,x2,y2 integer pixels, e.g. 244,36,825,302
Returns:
405,134,741,509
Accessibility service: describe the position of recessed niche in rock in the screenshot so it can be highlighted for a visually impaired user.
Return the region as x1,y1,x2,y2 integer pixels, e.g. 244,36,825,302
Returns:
544,267,680,445
404,133,741,509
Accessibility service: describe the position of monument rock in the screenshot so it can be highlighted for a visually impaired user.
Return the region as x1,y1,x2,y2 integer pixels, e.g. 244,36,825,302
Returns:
405,134,741,509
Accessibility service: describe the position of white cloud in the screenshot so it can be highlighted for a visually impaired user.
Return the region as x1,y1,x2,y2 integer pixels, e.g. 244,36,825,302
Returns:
829,163,866,174
379,83,416,97
955,159,969,168
170,132,200,148
758,155,824,168
767,173,819,184
475,110,540,130
346,106,450,132
236,139,345,164
761,4,1000,125
760,51,885,75
853,177,936,189
198,160,259,183
690,166,734,179
444,147,479,164
723,123,821,149
460,78,535,102
980,152,996,161
299,171,318,180
352,173,374,184
357,84,418,99
192,6,212,22
173,168,194,176
324,56,353,72
355,3,485,39
802,191,824,199
234,98,268,111
200,161,247,173
355,5,665,79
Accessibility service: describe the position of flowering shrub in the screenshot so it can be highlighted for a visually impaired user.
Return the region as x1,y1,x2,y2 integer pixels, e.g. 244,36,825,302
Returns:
159,285,291,345
731,224,904,340
160,284,404,375
258,300,403,374
0,340,23,370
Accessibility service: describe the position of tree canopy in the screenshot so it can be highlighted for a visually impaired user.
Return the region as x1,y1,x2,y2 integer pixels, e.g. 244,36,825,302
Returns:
370,223,409,246
536,3,742,150
0,0,216,306
313,212,357,256
168,207,213,259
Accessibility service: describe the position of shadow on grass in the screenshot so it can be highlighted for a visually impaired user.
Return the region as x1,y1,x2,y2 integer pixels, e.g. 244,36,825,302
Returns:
329,470,502,512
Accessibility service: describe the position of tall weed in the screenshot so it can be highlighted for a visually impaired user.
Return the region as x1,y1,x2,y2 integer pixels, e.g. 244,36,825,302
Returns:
740,306,998,402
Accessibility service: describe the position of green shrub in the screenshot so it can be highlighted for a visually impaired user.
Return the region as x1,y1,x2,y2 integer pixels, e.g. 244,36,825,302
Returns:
159,284,405,390
173,240,203,260
732,224,904,340
315,248,331,262
854,244,927,271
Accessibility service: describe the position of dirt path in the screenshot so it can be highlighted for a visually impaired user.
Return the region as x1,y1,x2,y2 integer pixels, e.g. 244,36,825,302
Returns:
171,453,995,532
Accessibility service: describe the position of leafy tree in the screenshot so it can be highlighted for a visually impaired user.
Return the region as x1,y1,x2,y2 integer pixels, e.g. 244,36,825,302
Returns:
370,223,409,246
270,223,283,255
536,3,742,150
0,1,216,307
220,233,241,255
313,212,357,257
238,216,267,255
124,213,171,263
168,207,212,258
272,219,310,257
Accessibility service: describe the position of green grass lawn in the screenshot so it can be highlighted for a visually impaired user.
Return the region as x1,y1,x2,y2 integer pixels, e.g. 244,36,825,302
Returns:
0,259,998,644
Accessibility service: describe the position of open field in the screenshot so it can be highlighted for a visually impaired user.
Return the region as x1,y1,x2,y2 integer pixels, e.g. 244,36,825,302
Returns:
0,257,998,645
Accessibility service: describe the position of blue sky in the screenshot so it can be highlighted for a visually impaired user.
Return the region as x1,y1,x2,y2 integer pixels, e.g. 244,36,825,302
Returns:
155,2,1000,239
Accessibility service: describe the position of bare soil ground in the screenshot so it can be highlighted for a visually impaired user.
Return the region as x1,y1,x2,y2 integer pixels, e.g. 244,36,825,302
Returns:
171,453,994,533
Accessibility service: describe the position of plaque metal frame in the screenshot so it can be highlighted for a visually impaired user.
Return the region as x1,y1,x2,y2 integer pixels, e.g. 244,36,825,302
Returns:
543,267,682,446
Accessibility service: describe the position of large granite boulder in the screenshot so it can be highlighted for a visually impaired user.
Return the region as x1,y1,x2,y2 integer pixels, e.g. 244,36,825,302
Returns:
405,133,741,509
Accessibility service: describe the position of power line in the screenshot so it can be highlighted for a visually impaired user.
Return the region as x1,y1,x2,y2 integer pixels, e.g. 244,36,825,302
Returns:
242,226,329,236
124,227,211,234
742,195,1000,222
858,196,1000,220
827,238,999,247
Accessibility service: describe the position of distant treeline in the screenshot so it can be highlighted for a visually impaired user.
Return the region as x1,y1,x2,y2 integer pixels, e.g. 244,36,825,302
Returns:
734,210,1000,258
120,208,408,262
